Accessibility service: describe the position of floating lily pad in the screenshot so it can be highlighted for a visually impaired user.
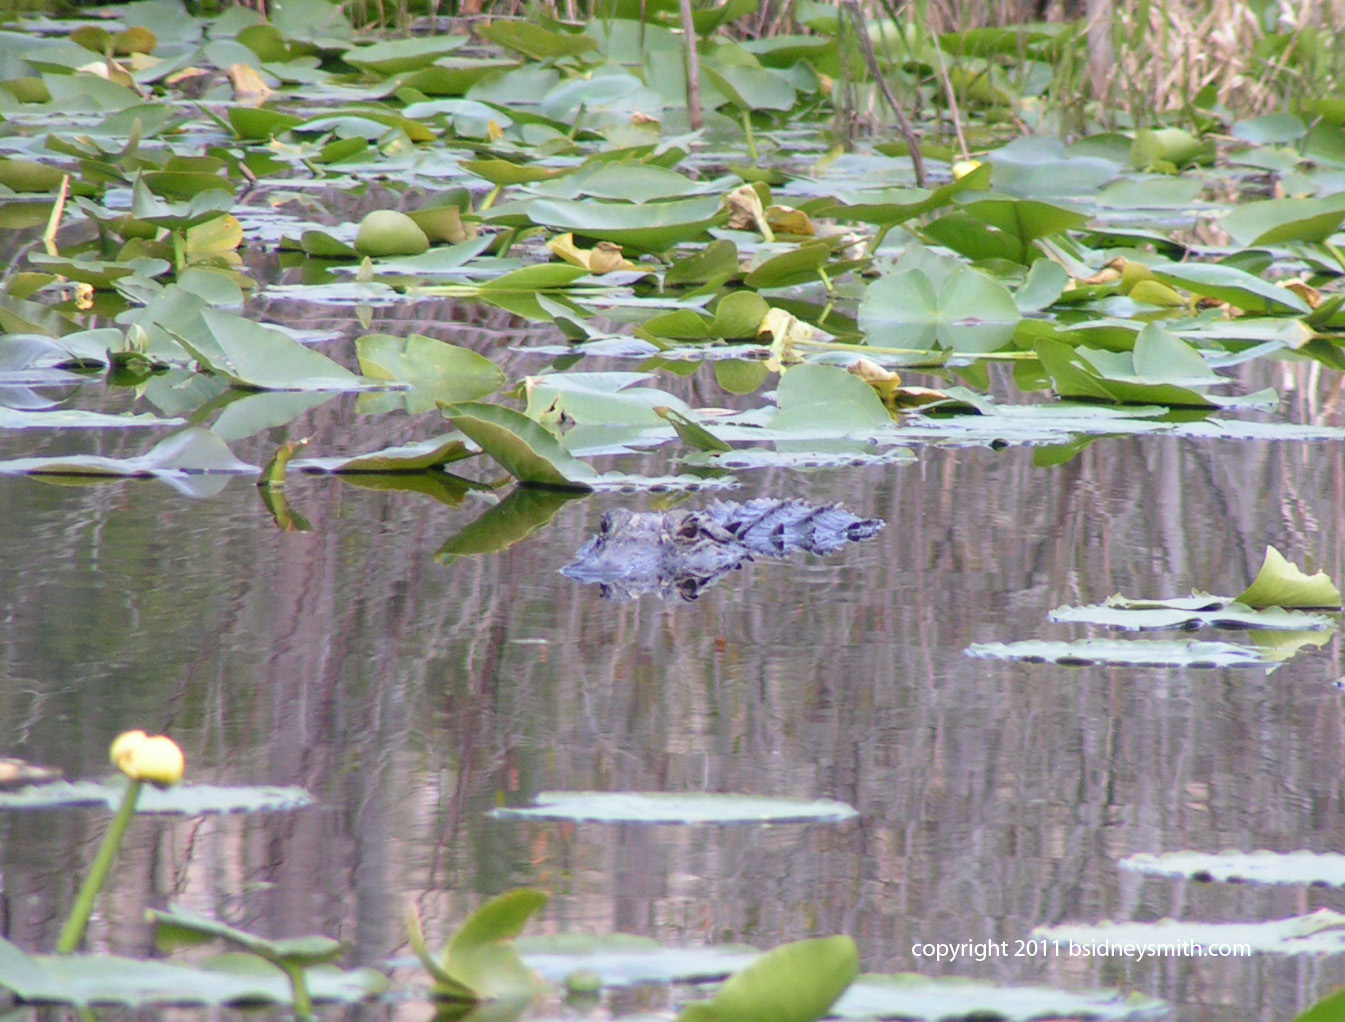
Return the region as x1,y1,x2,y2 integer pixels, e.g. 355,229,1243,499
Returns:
0,779,312,813
1035,909,1345,955
965,639,1278,668
518,934,760,987
494,792,859,824
292,435,474,474
831,974,1167,1021
177,310,370,391
0,428,255,489
523,195,727,254
0,939,384,1007
357,333,504,411
1048,599,1334,631
1120,851,1345,887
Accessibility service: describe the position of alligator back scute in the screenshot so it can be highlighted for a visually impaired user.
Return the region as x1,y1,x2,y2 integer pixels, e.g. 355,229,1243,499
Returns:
562,499,885,601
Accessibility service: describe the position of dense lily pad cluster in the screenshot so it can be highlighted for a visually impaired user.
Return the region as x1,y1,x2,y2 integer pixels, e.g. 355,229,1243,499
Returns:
0,0,1342,507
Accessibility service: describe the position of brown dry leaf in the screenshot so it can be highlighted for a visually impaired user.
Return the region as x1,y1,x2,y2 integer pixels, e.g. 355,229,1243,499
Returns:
724,183,768,234
228,63,273,105
1282,279,1322,309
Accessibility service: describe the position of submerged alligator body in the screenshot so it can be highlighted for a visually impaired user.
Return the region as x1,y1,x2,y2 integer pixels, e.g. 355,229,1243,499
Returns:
561,499,885,601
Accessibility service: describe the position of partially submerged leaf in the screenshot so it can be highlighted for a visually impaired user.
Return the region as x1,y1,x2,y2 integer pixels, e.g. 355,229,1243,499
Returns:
1036,909,1345,956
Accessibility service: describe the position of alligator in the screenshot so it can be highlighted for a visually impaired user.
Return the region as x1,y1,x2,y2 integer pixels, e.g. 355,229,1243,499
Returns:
561,499,885,602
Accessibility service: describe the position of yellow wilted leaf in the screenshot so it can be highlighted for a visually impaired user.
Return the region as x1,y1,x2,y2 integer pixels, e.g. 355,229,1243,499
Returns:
1129,279,1186,307
546,232,635,275
846,357,902,403
759,307,813,372
765,205,814,236
228,63,273,106
487,119,504,141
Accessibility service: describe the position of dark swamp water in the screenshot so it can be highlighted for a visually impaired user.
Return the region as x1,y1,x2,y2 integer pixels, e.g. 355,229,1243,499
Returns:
2,294,1345,1022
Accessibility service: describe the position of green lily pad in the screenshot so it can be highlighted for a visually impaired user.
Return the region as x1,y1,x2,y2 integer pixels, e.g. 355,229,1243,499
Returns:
966,638,1280,668
1048,598,1334,631
1236,546,1341,608
408,888,548,1002
344,33,468,75
1121,851,1345,887
858,261,1021,354
0,428,255,489
1221,192,1345,247
0,939,384,1007
832,974,1166,1021
494,792,859,824
0,778,312,813
178,309,368,391
1149,262,1309,315
357,333,504,411
442,402,596,491
678,936,857,1022
517,934,760,987
523,195,728,254
293,436,474,474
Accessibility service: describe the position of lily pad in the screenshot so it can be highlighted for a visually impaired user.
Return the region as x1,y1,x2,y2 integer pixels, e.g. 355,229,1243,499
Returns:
517,934,760,987
832,974,1167,1021
1035,909,1345,956
0,939,384,1007
858,261,1020,354
0,428,255,484
293,436,474,474
965,639,1278,668
1048,598,1334,631
0,779,312,813
357,333,504,410
493,792,859,824
178,310,369,391
441,402,597,491
1120,851,1345,887
677,936,857,1022
1236,546,1341,608
523,195,728,254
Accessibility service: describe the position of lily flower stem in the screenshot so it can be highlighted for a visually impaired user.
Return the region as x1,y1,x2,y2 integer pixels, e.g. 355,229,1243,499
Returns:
55,777,143,954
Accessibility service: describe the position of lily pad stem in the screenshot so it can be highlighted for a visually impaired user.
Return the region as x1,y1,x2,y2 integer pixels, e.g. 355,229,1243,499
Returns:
740,109,759,163
56,777,143,954
284,962,315,1020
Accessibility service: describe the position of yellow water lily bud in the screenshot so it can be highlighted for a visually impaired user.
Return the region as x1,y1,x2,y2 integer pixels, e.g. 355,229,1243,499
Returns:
110,730,184,787
951,159,982,180
109,730,147,770
1118,258,1155,293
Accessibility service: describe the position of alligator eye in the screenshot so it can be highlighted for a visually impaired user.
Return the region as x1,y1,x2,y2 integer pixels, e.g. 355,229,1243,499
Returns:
599,516,611,535
676,518,699,539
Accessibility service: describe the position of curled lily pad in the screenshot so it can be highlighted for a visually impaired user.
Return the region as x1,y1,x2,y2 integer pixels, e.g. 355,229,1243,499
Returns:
441,402,596,492
494,792,859,824
677,936,857,1022
1236,546,1341,609
0,428,254,480
1121,851,1345,887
